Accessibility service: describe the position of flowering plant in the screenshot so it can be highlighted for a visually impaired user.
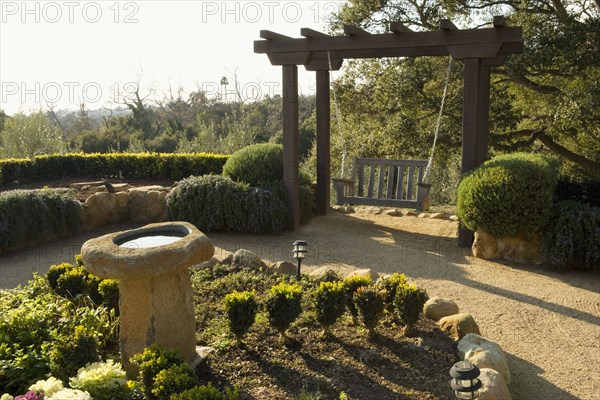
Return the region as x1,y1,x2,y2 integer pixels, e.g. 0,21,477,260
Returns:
14,392,44,400
70,360,128,400
46,389,91,400
28,377,63,398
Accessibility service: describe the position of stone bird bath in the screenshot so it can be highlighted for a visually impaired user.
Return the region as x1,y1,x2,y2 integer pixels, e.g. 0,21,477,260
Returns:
81,221,214,377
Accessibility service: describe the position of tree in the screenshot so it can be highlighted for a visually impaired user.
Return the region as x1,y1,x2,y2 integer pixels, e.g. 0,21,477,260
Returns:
0,111,66,158
329,0,600,176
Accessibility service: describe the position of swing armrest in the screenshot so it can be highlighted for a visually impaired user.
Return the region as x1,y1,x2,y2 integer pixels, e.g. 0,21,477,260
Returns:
332,178,355,203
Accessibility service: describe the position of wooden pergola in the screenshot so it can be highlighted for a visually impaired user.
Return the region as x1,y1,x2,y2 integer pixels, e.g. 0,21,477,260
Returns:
254,17,523,246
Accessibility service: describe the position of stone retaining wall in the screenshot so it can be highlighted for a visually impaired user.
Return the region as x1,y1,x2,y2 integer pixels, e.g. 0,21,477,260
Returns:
81,185,170,230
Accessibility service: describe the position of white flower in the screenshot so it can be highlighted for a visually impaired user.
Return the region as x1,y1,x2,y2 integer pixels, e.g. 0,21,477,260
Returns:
1,394,15,400
70,359,127,399
28,377,64,397
46,388,91,400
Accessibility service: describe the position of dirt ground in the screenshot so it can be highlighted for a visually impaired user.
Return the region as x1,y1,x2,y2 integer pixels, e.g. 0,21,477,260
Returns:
1,211,599,399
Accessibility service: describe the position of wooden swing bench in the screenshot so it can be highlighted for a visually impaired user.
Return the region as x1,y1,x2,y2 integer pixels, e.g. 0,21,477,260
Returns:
332,157,431,212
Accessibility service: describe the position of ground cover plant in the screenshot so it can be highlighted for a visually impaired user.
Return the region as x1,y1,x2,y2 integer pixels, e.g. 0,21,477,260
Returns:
1,252,456,400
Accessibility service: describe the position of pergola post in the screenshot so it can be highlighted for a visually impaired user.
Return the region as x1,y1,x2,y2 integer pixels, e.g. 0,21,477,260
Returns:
458,58,490,247
315,70,331,215
282,65,300,229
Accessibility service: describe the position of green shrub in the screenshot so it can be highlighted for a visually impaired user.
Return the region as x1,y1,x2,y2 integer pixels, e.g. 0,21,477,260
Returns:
394,284,428,334
265,282,303,341
47,263,73,290
171,383,239,400
353,286,385,338
130,344,185,399
342,276,372,325
166,175,288,233
378,273,407,314
543,201,600,271
0,189,82,252
313,281,346,336
55,267,89,298
0,276,117,394
151,364,196,399
98,279,120,313
224,291,257,345
48,325,100,383
457,153,558,238
0,152,228,185
69,359,129,400
222,143,284,186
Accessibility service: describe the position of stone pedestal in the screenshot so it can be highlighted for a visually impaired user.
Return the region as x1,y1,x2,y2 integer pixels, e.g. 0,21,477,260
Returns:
81,222,214,378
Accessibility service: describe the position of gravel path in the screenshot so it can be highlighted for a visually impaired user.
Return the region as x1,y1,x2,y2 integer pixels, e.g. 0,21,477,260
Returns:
1,212,599,399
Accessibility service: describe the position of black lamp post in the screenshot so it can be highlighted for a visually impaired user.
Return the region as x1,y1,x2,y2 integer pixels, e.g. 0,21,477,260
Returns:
292,240,308,280
450,361,482,399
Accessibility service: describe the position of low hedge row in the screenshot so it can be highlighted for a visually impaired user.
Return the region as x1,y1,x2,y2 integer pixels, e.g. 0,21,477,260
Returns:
166,175,289,234
0,189,83,252
0,153,229,185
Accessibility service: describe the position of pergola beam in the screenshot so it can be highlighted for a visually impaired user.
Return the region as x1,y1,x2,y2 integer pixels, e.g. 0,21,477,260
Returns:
440,19,458,31
390,22,413,33
301,28,331,39
344,25,371,36
254,27,522,55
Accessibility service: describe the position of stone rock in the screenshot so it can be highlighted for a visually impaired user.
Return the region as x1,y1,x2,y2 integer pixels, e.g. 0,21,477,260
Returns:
429,212,450,220
332,205,343,212
232,249,267,270
146,190,160,205
269,261,298,276
458,333,511,385
345,268,379,282
342,205,355,214
194,257,219,270
438,313,481,340
450,215,459,221
404,210,418,216
220,254,233,265
385,209,400,216
310,266,340,280
84,192,117,229
115,192,129,209
111,183,129,192
370,207,383,215
478,368,511,400
497,235,543,264
423,297,459,321
472,231,501,260
418,213,428,219
134,185,168,192
128,188,149,223
473,230,542,264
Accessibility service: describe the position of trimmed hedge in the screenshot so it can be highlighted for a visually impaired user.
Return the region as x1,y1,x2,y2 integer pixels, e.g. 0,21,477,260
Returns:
543,201,600,271
457,153,558,238
166,175,288,234
0,152,228,185
223,143,283,186
0,189,82,252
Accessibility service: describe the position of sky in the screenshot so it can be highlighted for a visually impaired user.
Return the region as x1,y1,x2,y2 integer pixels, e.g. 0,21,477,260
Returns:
0,0,346,115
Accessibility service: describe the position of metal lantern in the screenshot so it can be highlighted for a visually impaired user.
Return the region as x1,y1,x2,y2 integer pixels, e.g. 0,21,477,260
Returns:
450,361,482,399
292,240,308,279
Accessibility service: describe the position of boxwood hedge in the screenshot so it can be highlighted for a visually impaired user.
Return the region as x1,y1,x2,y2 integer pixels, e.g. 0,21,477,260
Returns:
457,153,558,238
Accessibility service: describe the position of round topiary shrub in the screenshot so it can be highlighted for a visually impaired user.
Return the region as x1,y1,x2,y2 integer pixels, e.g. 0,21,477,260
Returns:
265,282,303,342
457,153,558,238
47,263,73,290
313,281,346,337
394,283,428,335
223,143,284,186
342,276,372,325
224,290,257,345
353,286,385,338
151,363,197,399
171,383,239,400
378,273,407,315
543,201,600,271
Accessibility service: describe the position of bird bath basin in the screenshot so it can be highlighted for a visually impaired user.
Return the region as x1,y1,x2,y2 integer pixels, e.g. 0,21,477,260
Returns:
81,221,214,377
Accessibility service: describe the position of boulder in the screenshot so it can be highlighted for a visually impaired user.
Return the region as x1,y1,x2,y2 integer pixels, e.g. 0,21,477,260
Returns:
458,333,511,385
429,212,450,220
450,215,460,221
385,209,401,217
404,210,418,216
84,192,117,229
310,266,341,281
418,213,428,219
497,235,543,264
438,313,481,339
232,249,267,270
423,297,459,321
342,205,355,214
269,261,298,276
478,368,511,400
472,231,501,260
115,192,129,209
345,268,379,282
